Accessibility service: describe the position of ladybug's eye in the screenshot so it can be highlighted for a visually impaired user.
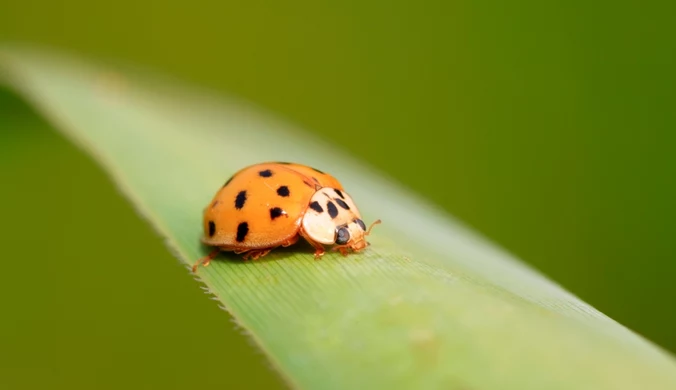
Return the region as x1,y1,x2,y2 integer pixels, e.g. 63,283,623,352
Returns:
336,227,350,245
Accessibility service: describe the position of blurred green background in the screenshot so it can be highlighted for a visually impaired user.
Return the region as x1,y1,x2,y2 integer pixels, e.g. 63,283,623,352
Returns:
1,1,675,389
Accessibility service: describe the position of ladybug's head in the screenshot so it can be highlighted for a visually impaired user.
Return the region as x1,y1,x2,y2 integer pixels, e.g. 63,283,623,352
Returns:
301,187,380,254
332,217,381,253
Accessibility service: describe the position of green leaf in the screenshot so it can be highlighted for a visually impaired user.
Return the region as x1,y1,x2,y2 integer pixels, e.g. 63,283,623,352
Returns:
2,44,675,390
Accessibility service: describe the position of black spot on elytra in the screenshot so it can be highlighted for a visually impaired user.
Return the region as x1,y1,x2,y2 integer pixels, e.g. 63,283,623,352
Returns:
259,169,273,177
208,221,216,237
277,185,290,197
355,219,366,231
310,201,323,213
336,227,350,245
312,166,325,174
334,189,345,199
236,222,249,242
235,190,247,209
270,207,285,220
326,201,339,219
335,198,350,210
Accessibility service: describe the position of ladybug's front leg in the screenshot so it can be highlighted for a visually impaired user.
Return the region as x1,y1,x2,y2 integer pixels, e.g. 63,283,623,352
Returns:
299,229,326,259
335,246,349,256
311,243,326,259
302,236,325,258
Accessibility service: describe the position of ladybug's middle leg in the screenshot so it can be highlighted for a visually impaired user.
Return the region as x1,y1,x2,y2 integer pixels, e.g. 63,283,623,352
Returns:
242,249,273,260
281,235,299,247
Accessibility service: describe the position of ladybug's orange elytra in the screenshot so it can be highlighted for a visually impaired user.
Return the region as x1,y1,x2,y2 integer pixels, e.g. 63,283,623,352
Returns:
192,162,380,272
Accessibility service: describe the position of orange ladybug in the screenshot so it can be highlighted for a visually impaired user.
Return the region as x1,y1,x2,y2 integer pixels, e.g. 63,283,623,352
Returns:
192,162,380,272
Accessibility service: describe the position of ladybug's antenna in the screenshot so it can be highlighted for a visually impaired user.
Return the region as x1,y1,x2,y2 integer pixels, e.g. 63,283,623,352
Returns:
365,219,382,236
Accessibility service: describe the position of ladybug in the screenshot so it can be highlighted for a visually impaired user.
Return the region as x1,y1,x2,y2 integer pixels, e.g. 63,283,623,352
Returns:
192,162,380,272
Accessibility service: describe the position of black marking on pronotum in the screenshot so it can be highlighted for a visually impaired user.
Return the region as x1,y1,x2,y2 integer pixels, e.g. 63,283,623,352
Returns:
310,201,323,213
335,198,350,210
326,201,339,219
235,190,247,209
208,221,216,237
334,189,345,199
277,185,290,197
336,227,350,245
269,207,285,220
259,169,273,177
355,218,366,231
236,222,249,242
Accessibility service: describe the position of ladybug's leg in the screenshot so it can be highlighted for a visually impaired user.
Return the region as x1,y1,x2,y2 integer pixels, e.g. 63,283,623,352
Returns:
243,249,273,260
192,249,220,273
311,243,326,258
224,246,275,261
232,248,251,256
307,238,326,259
332,245,350,256
299,229,326,258
281,235,299,247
